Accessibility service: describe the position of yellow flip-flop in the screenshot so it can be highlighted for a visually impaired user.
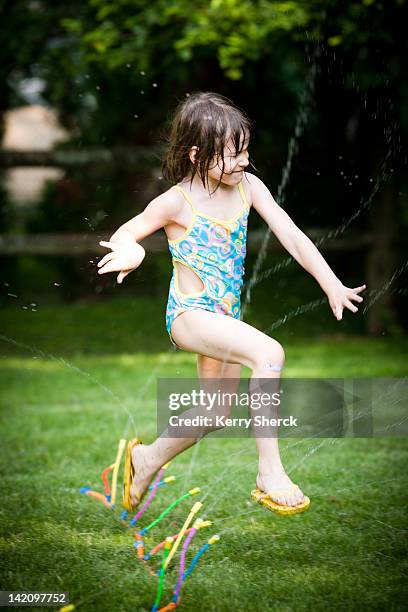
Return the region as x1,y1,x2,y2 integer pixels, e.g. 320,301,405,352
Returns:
251,486,310,516
123,437,144,511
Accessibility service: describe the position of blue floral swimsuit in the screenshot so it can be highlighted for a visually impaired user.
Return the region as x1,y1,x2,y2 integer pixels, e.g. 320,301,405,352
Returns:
165,181,251,348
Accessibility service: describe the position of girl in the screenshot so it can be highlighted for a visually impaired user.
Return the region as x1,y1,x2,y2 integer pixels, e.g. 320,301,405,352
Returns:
97,92,366,515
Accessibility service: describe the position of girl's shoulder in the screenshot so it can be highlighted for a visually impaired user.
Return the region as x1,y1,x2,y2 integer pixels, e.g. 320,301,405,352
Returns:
242,172,255,208
244,172,275,204
156,183,186,211
141,184,186,228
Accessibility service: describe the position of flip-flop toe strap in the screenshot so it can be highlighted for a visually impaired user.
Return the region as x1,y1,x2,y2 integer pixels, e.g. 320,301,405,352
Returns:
263,484,301,497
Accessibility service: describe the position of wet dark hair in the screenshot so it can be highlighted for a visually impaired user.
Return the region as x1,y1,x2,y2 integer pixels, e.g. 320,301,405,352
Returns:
161,91,254,194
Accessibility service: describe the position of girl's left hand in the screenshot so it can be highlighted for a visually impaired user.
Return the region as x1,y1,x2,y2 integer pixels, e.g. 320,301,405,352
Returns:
327,283,366,321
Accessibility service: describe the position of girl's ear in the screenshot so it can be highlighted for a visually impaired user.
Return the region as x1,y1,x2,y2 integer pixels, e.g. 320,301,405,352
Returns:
189,145,200,164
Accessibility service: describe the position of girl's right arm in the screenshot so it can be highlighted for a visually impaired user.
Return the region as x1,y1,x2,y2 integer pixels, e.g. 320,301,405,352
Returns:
97,187,181,284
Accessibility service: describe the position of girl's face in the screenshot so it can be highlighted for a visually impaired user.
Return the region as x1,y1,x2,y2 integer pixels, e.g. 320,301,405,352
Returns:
190,132,250,187
208,133,250,186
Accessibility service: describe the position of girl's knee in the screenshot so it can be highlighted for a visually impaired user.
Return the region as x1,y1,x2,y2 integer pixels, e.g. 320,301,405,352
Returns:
251,340,285,373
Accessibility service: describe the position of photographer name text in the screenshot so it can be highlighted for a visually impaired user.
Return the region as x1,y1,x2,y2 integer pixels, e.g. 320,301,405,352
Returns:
168,415,297,428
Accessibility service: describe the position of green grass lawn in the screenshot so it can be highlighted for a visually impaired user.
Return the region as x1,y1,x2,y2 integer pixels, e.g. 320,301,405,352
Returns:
0,299,407,611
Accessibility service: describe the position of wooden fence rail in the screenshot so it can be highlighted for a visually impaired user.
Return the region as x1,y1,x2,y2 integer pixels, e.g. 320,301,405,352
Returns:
0,147,161,168
0,230,373,256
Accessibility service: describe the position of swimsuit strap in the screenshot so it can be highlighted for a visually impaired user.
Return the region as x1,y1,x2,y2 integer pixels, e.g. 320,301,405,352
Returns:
172,185,197,213
237,181,250,209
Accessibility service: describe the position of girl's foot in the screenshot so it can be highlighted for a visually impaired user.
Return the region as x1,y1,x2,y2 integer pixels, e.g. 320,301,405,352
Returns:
256,470,306,507
130,444,157,507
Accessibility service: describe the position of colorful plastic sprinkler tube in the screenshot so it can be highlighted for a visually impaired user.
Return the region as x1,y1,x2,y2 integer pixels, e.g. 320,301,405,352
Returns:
164,501,202,571
157,603,178,611
138,488,201,539
182,535,220,581
148,475,176,491
110,438,126,506
101,463,115,503
151,537,173,612
121,477,176,522
172,519,212,603
130,462,172,526
155,520,212,610
134,532,145,561
157,532,220,612
79,487,113,510
130,468,165,526
144,528,195,562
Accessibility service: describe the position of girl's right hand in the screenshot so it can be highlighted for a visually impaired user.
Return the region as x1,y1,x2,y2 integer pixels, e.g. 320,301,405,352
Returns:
97,240,146,284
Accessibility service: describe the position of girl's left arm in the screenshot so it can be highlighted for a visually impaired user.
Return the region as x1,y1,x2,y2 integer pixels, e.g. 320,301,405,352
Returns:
247,173,366,321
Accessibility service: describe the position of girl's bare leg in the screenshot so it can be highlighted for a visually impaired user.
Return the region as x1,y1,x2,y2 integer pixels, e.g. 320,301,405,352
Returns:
129,351,241,506
171,310,305,506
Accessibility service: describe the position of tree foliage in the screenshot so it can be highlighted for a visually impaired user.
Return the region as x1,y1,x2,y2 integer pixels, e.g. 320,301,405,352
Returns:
2,0,407,141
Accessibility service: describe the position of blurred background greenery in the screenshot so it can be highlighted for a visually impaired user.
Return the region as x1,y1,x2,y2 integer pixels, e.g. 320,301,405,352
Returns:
1,0,407,341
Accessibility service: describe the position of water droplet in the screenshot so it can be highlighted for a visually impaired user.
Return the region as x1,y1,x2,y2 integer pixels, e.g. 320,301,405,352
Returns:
96,85,101,90
140,90,145,94
126,63,131,68
31,308,37,312
140,71,145,76
30,303,37,307
354,175,359,179
7,293,17,298
338,155,343,160
152,83,158,88
134,114,139,119
316,171,320,176
22,306,28,310
54,282,61,287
